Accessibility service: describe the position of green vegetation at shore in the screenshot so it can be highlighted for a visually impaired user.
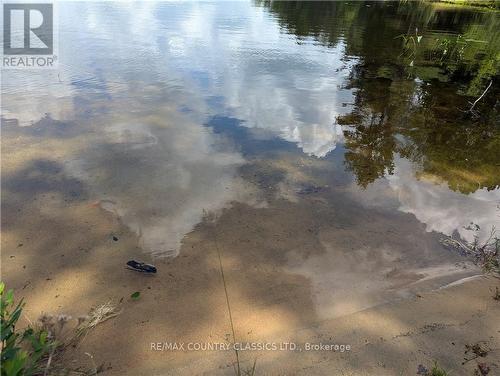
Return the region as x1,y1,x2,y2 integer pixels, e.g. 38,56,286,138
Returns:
1,282,57,376
0,282,120,376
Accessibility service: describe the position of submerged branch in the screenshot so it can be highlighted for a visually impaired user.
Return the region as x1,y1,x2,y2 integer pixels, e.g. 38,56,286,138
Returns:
468,80,493,113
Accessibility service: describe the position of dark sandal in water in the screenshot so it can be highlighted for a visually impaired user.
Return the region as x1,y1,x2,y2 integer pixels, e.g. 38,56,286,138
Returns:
126,260,157,273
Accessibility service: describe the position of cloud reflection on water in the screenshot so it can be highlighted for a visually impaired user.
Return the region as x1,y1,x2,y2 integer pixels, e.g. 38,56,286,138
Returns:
66,104,263,257
387,158,500,244
1,1,498,258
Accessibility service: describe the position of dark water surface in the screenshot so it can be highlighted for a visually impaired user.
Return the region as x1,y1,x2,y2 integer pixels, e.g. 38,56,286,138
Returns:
2,1,499,316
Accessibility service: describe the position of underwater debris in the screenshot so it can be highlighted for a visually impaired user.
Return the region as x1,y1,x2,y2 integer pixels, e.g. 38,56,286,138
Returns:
126,260,157,273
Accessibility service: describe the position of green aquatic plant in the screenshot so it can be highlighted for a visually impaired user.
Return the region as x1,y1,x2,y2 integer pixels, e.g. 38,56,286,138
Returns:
430,362,449,376
395,27,424,67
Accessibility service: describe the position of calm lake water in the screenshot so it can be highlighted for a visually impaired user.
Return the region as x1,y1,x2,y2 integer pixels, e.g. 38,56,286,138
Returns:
2,2,499,316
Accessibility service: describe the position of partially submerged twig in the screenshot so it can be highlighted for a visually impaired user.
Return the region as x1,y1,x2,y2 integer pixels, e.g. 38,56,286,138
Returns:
468,80,493,113
440,225,499,273
204,208,241,376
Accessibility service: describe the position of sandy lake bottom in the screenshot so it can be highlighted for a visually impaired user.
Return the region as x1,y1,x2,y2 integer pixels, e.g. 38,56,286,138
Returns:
2,2,500,375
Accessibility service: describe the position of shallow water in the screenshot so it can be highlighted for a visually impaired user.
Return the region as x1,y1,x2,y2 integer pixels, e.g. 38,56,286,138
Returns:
2,2,499,318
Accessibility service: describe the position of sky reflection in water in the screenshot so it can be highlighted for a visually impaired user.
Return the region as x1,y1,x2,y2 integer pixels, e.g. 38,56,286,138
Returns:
2,1,499,256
